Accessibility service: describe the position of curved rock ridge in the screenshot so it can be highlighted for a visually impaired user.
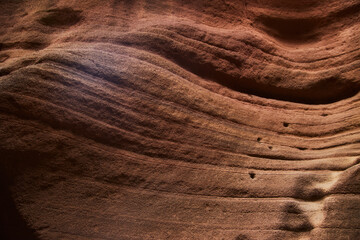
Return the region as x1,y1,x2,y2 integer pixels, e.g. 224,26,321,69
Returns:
0,0,359,239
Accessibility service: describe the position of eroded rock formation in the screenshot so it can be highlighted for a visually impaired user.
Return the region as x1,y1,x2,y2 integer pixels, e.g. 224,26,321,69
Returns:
0,0,359,239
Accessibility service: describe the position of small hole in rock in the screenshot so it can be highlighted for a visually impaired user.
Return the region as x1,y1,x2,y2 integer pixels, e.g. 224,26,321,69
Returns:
235,234,249,240
268,146,273,150
257,137,261,142
249,173,255,179
321,113,328,117
283,122,289,127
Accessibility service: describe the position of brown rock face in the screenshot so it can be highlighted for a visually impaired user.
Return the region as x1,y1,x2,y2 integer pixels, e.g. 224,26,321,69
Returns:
1,0,359,239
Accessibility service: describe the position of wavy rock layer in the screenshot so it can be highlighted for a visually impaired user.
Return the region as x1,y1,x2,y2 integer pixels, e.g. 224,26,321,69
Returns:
0,0,360,239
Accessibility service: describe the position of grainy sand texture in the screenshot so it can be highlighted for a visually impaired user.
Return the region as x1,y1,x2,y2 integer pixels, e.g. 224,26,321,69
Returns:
0,0,360,239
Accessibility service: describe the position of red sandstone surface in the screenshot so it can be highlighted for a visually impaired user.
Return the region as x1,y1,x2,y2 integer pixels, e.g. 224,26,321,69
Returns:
0,0,360,239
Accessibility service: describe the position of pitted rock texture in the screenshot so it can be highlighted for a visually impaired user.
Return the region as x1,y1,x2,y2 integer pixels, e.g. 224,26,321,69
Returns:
0,0,360,239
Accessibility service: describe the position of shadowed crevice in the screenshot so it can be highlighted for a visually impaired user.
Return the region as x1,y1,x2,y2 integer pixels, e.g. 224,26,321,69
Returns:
0,160,39,240
38,8,82,28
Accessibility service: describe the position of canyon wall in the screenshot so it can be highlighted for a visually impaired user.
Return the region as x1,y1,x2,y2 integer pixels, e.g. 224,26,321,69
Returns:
1,0,360,239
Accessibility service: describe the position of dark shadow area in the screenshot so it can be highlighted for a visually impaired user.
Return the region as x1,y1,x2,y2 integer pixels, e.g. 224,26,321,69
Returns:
256,2,360,44
117,35,360,104
38,8,82,28
279,202,314,232
0,150,40,240
181,55,360,104
0,176,39,240
257,16,320,43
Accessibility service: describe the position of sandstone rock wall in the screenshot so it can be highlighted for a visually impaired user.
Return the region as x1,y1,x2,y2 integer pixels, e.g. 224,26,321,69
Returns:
0,0,359,239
